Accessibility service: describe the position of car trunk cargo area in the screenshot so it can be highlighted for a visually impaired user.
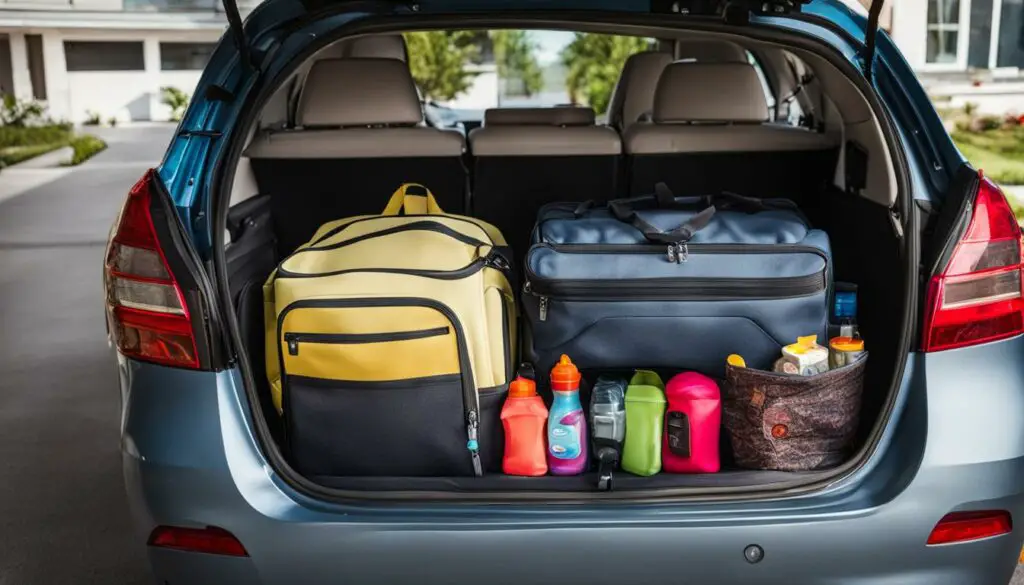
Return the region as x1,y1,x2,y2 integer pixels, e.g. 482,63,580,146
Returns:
217,17,913,500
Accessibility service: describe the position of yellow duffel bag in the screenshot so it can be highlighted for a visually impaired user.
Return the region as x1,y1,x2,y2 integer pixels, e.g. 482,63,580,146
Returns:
263,183,516,477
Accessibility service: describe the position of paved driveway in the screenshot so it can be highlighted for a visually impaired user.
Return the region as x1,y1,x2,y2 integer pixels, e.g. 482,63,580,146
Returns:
0,124,1022,585
0,125,171,585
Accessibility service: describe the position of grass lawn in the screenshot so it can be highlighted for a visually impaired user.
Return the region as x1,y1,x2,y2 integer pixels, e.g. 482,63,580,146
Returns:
0,142,65,167
0,131,107,169
952,127,1024,186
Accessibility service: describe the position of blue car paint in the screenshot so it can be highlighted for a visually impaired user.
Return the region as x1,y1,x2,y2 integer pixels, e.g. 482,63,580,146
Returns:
119,1,1024,582
122,335,1024,584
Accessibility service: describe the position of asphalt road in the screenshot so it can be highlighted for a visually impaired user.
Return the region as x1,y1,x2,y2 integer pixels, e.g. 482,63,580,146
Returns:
0,125,1022,585
0,125,167,585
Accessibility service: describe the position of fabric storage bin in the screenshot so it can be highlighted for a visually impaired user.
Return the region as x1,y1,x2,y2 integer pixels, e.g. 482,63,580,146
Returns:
622,370,666,477
723,356,868,471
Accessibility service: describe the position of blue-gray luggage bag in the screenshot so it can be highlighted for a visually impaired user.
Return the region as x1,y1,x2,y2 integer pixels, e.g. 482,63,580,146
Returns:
523,184,832,379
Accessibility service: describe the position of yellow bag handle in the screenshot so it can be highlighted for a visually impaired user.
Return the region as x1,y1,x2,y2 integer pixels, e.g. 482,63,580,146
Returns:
382,183,445,216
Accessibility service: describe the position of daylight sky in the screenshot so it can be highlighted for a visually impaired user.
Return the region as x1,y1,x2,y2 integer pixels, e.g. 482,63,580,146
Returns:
532,30,574,65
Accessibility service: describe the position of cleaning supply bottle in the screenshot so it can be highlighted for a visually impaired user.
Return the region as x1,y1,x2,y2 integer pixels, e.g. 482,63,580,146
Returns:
547,355,588,475
622,370,666,476
590,376,627,490
500,374,549,477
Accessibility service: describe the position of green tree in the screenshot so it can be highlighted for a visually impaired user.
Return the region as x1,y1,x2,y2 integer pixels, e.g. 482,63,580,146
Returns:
561,34,654,114
491,30,543,97
404,31,480,101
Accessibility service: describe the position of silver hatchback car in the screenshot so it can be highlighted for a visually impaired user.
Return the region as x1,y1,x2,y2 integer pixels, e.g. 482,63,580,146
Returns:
107,0,1024,583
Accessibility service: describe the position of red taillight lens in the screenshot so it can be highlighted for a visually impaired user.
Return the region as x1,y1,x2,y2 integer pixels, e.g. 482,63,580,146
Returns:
148,525,248,557
922,176,1024,352
104,170,199,368
927,510,1012,545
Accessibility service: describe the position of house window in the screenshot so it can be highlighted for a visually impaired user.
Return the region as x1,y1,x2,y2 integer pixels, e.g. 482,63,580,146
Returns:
160,42,216,71
994,0,1024,68
927,0,962,64
64,41,145,72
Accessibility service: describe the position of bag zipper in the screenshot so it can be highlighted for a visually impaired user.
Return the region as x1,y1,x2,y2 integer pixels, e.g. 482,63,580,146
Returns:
276,250,511,280
277,297,483,477
283,326,450,356
536,242,830,263
525,273,826,322
309,215,499,248
302,220,488,253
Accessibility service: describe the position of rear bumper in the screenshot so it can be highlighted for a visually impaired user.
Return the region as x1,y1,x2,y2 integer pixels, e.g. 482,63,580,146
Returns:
120,340,1024,585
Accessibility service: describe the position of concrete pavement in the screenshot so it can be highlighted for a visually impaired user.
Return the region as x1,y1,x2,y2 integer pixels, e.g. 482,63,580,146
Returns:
0,124,1023,584
0,125,171,585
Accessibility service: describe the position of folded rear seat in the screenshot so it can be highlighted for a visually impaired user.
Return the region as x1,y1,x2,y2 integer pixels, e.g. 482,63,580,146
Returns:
469,107,621,260
624,61,838,201
246,58,466,255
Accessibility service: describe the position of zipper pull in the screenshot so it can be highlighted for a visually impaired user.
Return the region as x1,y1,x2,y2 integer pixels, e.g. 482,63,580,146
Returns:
667,244,677,263
677,243,689,263
467,410,483,477
539,296,549,321
486,251,511,273
287,338,299,356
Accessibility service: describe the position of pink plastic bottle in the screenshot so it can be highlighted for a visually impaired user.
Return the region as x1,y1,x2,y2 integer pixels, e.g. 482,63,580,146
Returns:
663,372,721,474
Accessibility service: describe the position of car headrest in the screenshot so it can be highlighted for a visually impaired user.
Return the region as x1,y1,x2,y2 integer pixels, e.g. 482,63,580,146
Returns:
483,107,595,127
606,51,673,131
298,58,422,127
675,40,748,63
342,34,408,61
653,62,769,124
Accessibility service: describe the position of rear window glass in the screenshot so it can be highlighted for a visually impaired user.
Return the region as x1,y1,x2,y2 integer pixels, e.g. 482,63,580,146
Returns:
403,30,655,119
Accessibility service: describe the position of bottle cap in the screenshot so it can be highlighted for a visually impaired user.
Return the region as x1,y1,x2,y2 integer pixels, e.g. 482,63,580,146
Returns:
830,336,865,352
727,354,746,368
550,354,581,391
508,376,537,398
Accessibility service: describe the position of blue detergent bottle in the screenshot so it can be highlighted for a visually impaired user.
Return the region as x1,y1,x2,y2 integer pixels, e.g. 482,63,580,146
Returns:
547,355,588,475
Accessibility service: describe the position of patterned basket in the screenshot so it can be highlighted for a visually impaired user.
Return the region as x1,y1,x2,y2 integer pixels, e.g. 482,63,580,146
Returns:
723,355,868,471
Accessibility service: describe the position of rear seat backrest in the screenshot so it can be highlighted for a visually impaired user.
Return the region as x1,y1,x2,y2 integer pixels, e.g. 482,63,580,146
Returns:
605,52,672,133
624,61,838,201
469,107,621,260
246,58,467,255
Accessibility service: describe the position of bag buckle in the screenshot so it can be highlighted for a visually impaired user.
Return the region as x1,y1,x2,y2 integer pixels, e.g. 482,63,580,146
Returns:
667,242,688,264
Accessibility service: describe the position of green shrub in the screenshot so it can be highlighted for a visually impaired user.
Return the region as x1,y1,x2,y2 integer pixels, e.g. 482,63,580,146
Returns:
161,86,190,122
0,124,73,148
0,94,47,127
83,111,102,126
64,134,107,166
0,143,64,167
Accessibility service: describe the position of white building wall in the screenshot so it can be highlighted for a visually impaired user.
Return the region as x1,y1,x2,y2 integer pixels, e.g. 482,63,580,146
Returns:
7,32,33,100
444,64,498,110
9,27,219,123
891,0,929,70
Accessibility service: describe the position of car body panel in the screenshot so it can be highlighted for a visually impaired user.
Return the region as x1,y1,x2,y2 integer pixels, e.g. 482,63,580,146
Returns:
122,341,1024,584
118,1,1024,582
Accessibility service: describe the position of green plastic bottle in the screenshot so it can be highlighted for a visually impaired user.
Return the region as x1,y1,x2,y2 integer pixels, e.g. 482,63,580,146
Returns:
622,370,667,477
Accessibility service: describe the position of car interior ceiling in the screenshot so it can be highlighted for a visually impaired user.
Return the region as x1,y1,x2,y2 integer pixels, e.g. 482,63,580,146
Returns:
222,23,907,489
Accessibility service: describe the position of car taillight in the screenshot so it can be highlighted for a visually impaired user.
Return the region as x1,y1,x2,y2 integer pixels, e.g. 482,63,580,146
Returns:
922,175,1024,352
104,170,199,368
148,525,248,556
927,510,1012,545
